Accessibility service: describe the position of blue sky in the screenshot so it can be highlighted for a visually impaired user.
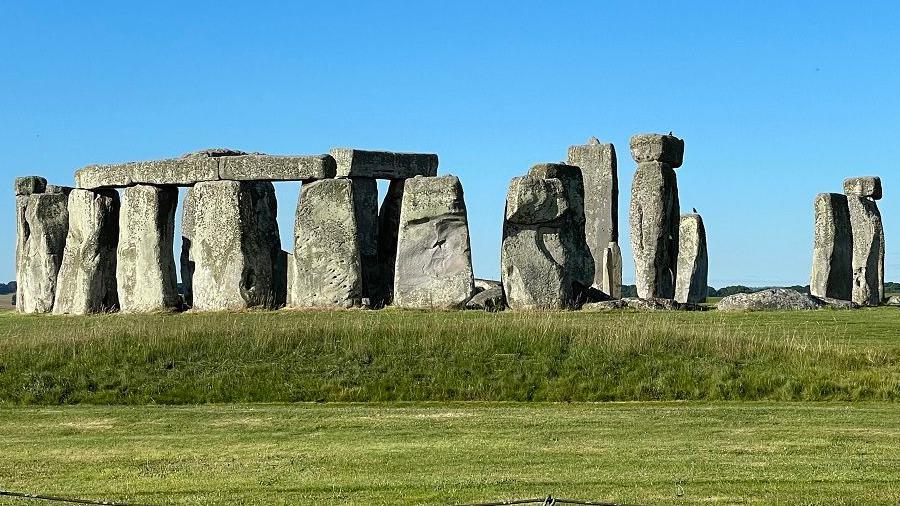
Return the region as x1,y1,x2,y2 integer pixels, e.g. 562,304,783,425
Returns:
2,1,897,286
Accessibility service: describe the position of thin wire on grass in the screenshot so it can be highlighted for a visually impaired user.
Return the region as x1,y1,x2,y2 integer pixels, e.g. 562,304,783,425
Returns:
0,489,151,506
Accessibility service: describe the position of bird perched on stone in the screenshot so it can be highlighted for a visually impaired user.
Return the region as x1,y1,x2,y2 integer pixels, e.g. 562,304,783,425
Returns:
692,207,698,214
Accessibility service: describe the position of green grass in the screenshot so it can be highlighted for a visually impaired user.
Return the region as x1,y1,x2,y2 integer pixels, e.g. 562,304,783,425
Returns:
0,309,898,404
0,402,897,505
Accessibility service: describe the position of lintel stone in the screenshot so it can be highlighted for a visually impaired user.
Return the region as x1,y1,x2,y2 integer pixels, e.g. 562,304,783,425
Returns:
330,148,438,179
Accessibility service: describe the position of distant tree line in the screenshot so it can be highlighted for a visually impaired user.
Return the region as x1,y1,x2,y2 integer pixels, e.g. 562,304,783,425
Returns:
0,281,15,295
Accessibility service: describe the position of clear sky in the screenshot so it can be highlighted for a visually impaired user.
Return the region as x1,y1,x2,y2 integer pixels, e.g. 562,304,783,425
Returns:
2,1,897,287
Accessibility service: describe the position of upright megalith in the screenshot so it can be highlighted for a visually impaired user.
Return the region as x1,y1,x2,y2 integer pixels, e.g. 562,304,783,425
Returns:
845,177,884,306
53,189,120,315
501,164,593,309
674,213,708,304
350,178,379,305
810,193,852,300
116,185,180,313
17,193,69,313
629,133,683,299
567,137,620,295
184,181,282,311
291,178,363,308
374,179,405,307
394,175,475,309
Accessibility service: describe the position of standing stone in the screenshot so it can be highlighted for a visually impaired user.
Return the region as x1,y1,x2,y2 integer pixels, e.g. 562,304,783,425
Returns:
599,242,623,299
17,193,69,313
846,179,885,306
674,213,708,304
273,250,289,309
285,251,295,307
116,185,180,313
374,179,405,307
291,179,362,308
629,133,683,299
394,176,475,309
810,193,852,300
15,196,27,312
54,190,120,315
180,186,197,307
567,137,620,293
501,167,592,310
186,181,282,311
350,178,379,305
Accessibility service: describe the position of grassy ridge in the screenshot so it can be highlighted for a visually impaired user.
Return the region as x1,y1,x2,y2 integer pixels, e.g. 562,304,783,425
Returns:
0,403,897,505
0,309,898,404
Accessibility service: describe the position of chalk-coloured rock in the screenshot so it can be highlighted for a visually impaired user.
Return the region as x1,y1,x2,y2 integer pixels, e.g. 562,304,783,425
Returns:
350,178,379,305
809,193,852,301
847,195,885,306
291,179,362,308
885,295,900,306
218,154,336,181
284,251,295,307
14,176,47,196
599,242,623,299
629,133,684,168
53,190,120,314
394,176,475,309
474,279,502,292
843,176,882,200
501,165,593,310
330,148,438,179
717,288,823,311
373,179,405,307
465,286,505,311
17,193,69,313
14,196,27,312
116,185,180,313
675,214,708,304
187,181,282,311
567,137,619,289
629,161,680,299
180,186,198,307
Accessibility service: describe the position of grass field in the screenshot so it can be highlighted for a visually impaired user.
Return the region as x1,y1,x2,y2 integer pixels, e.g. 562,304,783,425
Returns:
0,308,898,404
0,402,897,505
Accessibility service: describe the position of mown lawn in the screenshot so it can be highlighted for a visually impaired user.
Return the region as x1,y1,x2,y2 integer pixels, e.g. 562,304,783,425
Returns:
0,402,897,505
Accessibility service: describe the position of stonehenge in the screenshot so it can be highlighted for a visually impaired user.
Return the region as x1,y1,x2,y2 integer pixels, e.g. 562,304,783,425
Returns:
674,213,708,304
629,133,683,299
393,175,475,309
15,180,69,314
809,177,885,306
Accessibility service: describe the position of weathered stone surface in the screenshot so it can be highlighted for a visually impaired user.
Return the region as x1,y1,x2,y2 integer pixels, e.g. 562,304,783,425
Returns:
599,242,623,299
180,186,198,308
274,250,289,309
675,214,708,304
847,195,885,306
582,300,628,311
502,165,593,310
717,289,823,311
350,178,379,305
583,297,701,311
14,196,27,312
474,279,502,292
291,179,362,308
844,176,882,200
285,251,295,307
330,148,438,179
629,161,680,299
373,179,404,307
45,185,72,195
629,133,684,168
810,193,852,300
465,286,505,311
186,181,282,311
567,137,619,289
53,190,120,315
885,295,900,306
394,176,475,309
16,193,69,313
218,154,337,181
116,185,180,313
14,176,47,196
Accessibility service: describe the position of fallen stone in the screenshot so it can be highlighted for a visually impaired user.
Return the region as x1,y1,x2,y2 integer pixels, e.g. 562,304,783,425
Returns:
717,289,823,311
843,176,882,200
810,193,852,300
14,176,47,196
218,154,337,181
847,195,885,306
186,181,282,311
394,176,475,309
815,297,860,310
116,185,180,313
582,298,701,311
675,214,708,304
629,133,684,168
291,178,363,308
629,161,680,299
330,148,439,179
465,286,505,311
567,137,619,289
474,279,502,292
581,300,628,311
17,193,69,313
373,179,405,307
599,242,623,299
53,190,120,314
885,295,900,306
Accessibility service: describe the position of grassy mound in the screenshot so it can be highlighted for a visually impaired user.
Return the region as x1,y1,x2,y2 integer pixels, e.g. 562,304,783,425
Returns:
0,309,898,404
